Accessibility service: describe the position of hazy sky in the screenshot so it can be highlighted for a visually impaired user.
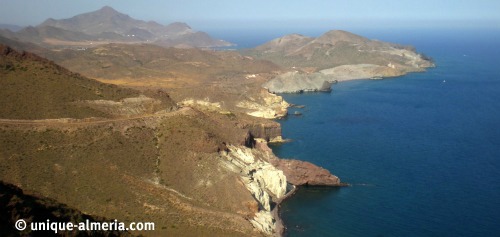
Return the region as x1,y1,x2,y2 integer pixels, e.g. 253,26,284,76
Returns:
1,0,499,31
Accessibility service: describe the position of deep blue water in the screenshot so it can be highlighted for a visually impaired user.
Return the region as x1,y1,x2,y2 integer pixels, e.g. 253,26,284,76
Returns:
262,29,500,237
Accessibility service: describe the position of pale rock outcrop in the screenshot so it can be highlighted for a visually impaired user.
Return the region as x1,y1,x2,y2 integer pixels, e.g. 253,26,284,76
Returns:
178,98,222,111
220,145,288,235
237,89,289,119
83,95,170,116
242,177,271,211
263,71,333,94
254,163,287,199
250,211,276,235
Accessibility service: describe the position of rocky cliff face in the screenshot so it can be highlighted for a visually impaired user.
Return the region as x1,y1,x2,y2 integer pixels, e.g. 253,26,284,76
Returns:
221,145,288,235
270,159,342,186
263,71,333,93
236,89,289,118
244,122,282,143
219,141,345,235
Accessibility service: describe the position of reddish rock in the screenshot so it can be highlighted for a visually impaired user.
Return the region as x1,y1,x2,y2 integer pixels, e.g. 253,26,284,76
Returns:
271,158,342,186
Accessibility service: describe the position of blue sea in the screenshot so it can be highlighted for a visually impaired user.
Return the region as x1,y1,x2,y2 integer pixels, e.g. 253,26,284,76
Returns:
268,29,500,237
218,28,500,237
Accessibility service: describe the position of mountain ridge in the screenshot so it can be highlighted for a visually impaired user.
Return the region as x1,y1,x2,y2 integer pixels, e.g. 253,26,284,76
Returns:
245,29,435,93
245,29,433,70
0,6,232,48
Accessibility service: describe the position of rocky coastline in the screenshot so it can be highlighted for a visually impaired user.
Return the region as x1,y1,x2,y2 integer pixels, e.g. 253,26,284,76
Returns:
244,136,345,236
262,62,434,94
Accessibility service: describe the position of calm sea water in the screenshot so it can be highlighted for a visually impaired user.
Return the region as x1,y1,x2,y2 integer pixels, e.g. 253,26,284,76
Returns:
262,29,500,237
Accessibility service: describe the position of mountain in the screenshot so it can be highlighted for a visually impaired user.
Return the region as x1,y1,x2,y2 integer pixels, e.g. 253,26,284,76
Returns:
0,6,232,48
244,30,433,71
38,6,180,37
244,30,435,93
0,24,23,32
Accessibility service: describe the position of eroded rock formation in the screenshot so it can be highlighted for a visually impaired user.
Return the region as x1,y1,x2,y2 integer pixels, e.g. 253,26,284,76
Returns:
220,145,288,234
219,141,344,235
263,71,333,94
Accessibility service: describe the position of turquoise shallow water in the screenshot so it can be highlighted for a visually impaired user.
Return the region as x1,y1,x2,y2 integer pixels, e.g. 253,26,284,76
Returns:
268,30,500,237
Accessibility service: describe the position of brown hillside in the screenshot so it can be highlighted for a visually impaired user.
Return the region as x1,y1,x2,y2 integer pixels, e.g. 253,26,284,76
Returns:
0,45,176,119
44,43,287,118
0,106,271,236
0,181,135,237
243,30,434,71
49,43,279,85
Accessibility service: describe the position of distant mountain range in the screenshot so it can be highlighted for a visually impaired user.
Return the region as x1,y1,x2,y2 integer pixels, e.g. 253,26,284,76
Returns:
0,24,23,32
0,6,232,48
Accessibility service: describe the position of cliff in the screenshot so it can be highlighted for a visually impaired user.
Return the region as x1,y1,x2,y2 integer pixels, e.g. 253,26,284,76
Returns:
220,143,343,235
263,71,333,93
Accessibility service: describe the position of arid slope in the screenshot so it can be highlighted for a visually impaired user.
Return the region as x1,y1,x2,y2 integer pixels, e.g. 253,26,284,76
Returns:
0,46,305,236
45,43,289,119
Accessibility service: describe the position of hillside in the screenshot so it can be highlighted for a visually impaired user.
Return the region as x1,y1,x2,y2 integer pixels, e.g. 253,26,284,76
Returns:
0,6,232,48
41,43,288,119
0,44,264,236
0,44,176,119
0,107,269,236
0,34,50,56
244,30,435,93
0,181,134,237
244,30,433,71
0,43,344,236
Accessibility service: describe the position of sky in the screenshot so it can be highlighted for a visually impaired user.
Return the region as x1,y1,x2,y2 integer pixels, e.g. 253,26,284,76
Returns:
1,0,499,32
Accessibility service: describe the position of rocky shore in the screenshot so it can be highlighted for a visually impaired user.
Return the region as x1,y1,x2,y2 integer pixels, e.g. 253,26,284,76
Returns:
223,138,346,236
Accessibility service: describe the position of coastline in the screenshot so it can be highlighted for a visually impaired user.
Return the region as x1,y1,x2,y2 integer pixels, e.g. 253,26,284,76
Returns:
264,66,435,95
266,67,433,236
272,185,298,236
